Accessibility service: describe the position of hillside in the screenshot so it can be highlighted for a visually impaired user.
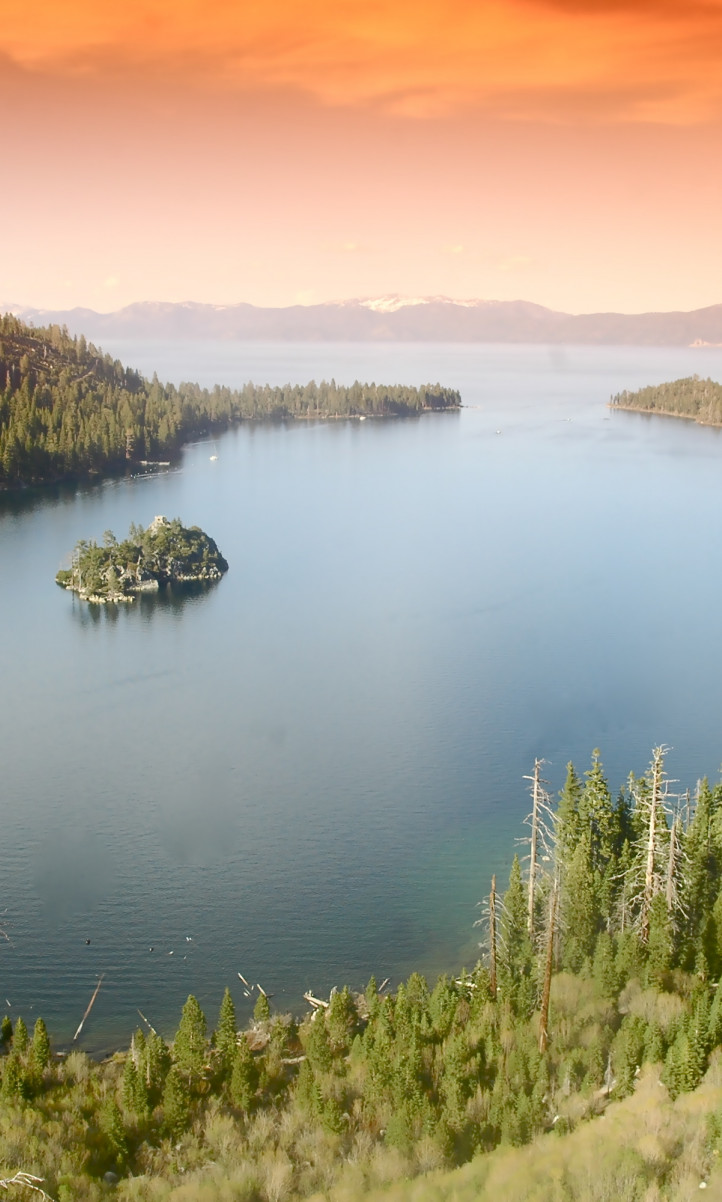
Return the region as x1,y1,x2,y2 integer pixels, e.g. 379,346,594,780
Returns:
8,297,722,345
3,747,722,1200
0,314,460,487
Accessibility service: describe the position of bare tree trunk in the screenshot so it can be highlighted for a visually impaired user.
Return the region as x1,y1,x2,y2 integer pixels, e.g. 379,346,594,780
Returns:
538,876,558,1055
665,816,679,914
489,875,497,1001
528,759,541,938
641,746,663,944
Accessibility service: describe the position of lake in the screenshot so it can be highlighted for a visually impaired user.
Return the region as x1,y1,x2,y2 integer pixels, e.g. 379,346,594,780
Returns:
2,341,722,1053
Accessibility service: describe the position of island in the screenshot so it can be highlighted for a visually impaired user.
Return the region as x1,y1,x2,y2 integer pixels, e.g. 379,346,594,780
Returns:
55,515,229,602
610,374,722,425
0,312,461,489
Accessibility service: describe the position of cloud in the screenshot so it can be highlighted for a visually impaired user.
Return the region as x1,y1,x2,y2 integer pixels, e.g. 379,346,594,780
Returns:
1,0,722,124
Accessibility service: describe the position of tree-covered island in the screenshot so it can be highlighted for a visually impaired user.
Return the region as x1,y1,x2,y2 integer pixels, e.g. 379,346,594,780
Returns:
55,516,228,603
610,374,722,424
0,314,461,489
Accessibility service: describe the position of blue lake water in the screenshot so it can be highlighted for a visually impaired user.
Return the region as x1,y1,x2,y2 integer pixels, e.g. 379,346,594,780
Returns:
2,341,722,1053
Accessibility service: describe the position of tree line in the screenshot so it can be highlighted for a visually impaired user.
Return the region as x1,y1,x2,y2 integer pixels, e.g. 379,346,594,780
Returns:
0,314,461,488
3,747,722,1199
611,375,722,425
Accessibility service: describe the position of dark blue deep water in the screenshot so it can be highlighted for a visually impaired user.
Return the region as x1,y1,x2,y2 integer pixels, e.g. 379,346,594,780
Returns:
2,341,722,1052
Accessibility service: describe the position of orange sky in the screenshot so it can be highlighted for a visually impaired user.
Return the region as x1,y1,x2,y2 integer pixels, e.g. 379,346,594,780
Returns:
2,0,722,312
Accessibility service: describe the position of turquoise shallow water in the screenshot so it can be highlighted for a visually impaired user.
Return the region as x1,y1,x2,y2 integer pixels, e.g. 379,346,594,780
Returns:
2,341,722,1052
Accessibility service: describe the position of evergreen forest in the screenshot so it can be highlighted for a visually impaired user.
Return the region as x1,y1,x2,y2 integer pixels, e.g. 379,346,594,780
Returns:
4,748,722,1200
611,375,722,424
0,315,460,488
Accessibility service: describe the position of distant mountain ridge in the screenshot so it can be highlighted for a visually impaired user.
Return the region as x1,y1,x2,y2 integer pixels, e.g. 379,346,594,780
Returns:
4,296,722,345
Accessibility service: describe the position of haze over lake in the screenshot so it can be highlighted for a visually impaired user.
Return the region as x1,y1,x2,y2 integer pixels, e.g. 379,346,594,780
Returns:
2,341,722,1053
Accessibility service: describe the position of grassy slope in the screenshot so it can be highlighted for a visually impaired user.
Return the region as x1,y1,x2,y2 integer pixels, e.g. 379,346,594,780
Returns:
320,1066,722,1202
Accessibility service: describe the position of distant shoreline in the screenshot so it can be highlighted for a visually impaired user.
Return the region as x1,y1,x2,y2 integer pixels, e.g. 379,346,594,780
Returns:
610,402,722,428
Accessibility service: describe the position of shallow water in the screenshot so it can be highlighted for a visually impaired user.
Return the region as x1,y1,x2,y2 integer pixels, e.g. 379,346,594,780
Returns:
1,341,722,1052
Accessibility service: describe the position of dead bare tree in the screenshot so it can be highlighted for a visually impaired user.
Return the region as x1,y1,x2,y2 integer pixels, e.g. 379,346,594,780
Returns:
520,760,557,940
0,1173,55,1200
625,747,677,943
475,875,508,998
489,875,498,1000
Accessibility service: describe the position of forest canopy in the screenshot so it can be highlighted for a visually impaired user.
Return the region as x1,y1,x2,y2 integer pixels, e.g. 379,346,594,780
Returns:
610,374,722,425
0,314,461,488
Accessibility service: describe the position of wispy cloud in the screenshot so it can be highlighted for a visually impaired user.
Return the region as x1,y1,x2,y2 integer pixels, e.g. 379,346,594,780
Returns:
2,0,721,124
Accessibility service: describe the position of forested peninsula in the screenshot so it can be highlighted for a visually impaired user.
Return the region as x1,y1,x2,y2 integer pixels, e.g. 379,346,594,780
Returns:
4,748,722,1201
611,374,722,424
55,517,228,603
0,315,460,489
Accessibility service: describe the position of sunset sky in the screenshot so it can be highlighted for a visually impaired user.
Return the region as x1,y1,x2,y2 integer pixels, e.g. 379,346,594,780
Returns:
2,0,722,313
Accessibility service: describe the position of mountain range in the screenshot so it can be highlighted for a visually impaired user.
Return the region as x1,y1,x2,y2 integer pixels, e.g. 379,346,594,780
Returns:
4,296,722,345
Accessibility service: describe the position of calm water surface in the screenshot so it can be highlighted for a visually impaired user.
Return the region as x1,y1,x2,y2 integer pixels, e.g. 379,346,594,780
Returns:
2,342,722,1052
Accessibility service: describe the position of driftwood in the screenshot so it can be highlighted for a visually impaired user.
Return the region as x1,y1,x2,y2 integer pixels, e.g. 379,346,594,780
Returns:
237,972,251,990
379,978,391,993
303,992,329,1010
137,1009,158,1036
72,975,104,1042
0,1172,56,1199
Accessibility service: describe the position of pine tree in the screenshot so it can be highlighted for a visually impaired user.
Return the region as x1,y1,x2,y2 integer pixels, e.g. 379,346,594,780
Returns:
500,857,533,999
214,987,237,1076
646,893,674,987
162,1066,191,1139
145,1031,171,1104
30,1017,50,1073
13,1016,28,1054
230,1035,258,1111
364,975,380,1018
327,986,358,1055
304,1012,334,1074
612,1015,645,1096
557,761,582,867
123,1056,139,1113
684,780,719,967
644,1021,665,1064
708,978,722,1049
1,1053,27,1099
173,995,207,1088
253,991,271,1023
561,835,597,971
99,1099,128,1169
578,749,615,874
592,931,619,998
0,1016,11,1045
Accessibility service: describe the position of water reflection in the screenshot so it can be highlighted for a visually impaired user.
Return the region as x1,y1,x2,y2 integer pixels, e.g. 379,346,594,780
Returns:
68,580,222,626
0,465,174,524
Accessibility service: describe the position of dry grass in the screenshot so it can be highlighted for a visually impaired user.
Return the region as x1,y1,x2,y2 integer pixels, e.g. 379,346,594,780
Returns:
313,1066,722,1202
